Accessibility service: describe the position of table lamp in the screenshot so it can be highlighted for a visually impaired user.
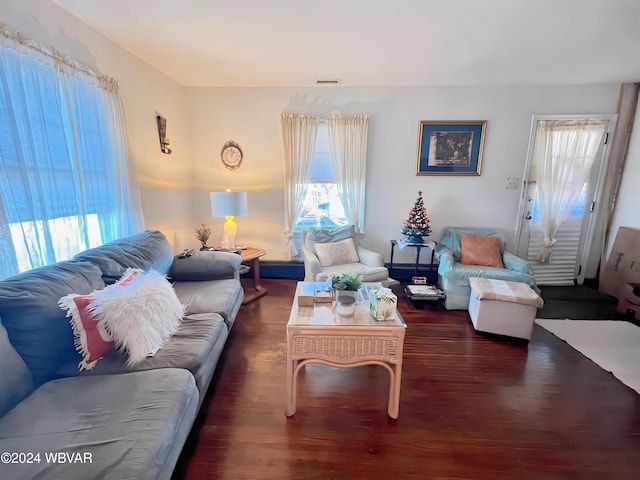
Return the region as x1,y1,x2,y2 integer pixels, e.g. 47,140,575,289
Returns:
210,190,248,249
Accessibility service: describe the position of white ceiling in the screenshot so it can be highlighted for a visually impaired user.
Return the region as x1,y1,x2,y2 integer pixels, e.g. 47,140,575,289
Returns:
52,0,640,88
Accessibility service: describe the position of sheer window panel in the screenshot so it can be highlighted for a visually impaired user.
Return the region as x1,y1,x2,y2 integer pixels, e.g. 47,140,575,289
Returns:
0,33,143,279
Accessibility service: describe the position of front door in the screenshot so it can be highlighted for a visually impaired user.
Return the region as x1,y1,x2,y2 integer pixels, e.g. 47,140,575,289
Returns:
515,115,615,286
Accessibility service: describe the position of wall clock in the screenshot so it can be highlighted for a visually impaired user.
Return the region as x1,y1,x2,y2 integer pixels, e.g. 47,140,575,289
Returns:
220,140,243,171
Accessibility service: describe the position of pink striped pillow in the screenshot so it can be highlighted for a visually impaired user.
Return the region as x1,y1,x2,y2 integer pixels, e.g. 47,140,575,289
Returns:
59,270,139,371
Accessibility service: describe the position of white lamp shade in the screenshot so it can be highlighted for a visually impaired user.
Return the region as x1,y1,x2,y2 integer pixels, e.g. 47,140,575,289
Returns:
210,191,248,217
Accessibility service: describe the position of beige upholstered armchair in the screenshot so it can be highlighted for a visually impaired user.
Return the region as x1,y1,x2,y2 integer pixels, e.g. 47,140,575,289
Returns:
301,225,390,285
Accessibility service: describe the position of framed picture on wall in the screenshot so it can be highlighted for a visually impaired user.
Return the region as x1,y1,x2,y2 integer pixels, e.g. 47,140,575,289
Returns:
416,120,487,175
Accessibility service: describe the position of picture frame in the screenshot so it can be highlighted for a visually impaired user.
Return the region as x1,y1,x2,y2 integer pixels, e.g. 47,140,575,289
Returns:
416,120,487,176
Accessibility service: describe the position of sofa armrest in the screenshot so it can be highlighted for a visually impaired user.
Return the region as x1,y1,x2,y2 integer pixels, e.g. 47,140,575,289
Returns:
436,248,456,276
357,246,384,267
502,252,534,276
169,251,242,281
302,247,321,281
503,252,540,293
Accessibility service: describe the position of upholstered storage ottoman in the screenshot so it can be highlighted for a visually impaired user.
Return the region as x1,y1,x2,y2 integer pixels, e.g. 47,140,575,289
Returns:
468,277,543,341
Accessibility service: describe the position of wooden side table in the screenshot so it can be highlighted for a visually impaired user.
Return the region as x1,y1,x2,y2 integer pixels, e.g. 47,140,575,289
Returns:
240,247,268,304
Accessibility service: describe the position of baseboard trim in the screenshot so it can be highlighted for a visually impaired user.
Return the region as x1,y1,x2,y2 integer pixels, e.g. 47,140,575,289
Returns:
242,261,304,280
248,261,438,284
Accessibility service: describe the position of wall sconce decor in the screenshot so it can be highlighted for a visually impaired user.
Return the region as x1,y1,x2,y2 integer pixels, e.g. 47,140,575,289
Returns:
156,114,172,154
210,190,248,249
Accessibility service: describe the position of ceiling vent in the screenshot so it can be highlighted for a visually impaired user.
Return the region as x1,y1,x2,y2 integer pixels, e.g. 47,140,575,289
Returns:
315,79,341,85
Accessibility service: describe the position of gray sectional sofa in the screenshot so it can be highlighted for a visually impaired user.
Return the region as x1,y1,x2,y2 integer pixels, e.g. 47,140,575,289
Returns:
0,230,244,480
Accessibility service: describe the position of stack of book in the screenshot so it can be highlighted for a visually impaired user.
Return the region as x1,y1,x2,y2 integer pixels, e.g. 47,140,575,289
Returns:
405,284,445,299
298,283,334,306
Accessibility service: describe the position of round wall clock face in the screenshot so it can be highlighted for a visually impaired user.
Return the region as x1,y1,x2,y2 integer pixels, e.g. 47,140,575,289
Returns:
221,141,243,171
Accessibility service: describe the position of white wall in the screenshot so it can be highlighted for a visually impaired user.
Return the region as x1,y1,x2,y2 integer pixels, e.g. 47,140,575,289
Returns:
187,85,620,263
0,1,626,265
608,95,640,243
1,0,193,251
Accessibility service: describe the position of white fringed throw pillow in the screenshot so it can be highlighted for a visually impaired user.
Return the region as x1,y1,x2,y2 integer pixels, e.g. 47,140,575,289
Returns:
90,268,185,367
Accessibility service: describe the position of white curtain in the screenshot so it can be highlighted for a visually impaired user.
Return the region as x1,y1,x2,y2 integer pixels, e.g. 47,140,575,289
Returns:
281,114,318,258
0,24,143,279
327,114,368,232
532,119,607,263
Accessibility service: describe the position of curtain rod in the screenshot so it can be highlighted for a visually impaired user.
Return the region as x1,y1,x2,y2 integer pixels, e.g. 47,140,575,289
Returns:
0,22,118,93
282,114,368,123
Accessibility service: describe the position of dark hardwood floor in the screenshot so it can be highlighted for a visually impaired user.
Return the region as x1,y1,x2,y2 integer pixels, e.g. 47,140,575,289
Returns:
174,279,640,480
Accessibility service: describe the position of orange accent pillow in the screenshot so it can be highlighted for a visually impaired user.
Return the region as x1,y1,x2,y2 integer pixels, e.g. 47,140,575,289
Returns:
460,234,505,268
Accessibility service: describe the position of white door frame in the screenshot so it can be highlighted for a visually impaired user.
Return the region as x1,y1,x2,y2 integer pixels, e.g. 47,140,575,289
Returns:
514,113,617,284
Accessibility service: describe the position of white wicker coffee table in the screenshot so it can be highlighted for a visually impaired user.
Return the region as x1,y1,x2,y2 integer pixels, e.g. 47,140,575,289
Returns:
286,282,407,419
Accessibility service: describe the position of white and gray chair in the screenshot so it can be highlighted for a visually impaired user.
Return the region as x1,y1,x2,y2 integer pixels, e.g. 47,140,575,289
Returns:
301,225,390,285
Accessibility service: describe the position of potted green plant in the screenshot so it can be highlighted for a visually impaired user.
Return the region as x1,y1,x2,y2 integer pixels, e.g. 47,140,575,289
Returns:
329,273,363,309
195,224,212,250
331,273,363,291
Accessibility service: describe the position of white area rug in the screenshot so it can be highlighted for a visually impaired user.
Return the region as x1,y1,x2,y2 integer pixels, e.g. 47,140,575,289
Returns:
536,319,640,394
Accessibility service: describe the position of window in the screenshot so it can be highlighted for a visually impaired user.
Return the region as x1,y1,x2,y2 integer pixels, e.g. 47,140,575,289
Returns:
293,123,348,230
0,39,141,279
281,113,368,259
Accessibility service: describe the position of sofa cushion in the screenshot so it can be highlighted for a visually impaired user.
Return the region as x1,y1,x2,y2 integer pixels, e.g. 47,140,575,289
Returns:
0,369,198,480
0,321,33,418
54,313,228,402
73,230,174,283
0,260,105,384
173,279,243,330
118,313,228,401
461,234,505,268
469,277,544,308
304,224,359,253
442,263,535,287
314,238,360,267
169,250,242,281
314,263,389,283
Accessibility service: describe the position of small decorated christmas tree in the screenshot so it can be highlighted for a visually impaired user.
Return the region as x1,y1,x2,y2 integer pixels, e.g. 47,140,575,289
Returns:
401,191,432,244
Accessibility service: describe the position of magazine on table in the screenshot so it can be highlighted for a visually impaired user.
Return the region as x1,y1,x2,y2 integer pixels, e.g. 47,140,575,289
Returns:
406,284,443,296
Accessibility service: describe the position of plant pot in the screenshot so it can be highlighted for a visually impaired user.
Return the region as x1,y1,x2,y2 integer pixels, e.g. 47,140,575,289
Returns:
335,289,357,301
336,294,356,316
405,235,423,244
